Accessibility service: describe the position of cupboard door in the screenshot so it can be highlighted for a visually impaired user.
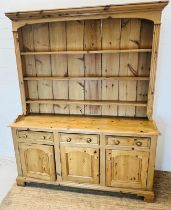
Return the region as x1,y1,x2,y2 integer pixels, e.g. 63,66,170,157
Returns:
106,150,149,189
19,143,56,181
61,146,99,184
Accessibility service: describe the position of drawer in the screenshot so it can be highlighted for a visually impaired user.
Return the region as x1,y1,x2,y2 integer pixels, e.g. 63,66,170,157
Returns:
106,136,150,148
17,130,53,142
60,133,99,144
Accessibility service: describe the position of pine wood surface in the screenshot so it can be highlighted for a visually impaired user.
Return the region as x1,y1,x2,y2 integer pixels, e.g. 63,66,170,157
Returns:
0,171,171,210
6,0,168,118
10,115,158,136
19,143,56,181
11,119,158,201
23,76,150,81
20,49,152,55
106,149,149,189
11,16,156,117
21,18,153,117
5,1,168,203
26,99,147,107
6,1,168,26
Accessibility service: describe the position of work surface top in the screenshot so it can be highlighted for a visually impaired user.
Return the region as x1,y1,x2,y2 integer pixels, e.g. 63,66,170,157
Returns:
10,115,159,137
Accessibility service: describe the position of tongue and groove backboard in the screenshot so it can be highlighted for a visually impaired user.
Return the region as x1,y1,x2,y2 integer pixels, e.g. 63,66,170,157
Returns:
6,1,168,119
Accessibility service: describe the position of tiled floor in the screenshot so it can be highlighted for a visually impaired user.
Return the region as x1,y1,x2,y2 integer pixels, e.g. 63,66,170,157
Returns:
0,157,17,203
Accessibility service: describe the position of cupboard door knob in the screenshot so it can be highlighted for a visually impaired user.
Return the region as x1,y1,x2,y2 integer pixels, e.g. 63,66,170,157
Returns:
94,155,98,160
66,137,71,142
23,134,27,138
136,141,142,147
87,138,92,143
114,140,120,145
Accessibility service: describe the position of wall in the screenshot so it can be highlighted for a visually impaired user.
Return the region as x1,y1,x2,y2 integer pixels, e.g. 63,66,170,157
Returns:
0,0,170,171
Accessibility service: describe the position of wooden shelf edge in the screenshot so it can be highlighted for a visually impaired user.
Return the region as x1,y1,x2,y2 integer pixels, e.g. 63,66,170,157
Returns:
26,99,147,107
24,76,150,81
20,49,152,55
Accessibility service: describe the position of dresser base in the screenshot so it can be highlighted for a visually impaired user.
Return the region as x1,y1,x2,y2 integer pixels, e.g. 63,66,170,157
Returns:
11,115,158,203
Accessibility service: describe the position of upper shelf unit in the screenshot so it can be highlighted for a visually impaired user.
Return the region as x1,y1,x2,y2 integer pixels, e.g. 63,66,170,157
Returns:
17,18,153,118
5,1,168,119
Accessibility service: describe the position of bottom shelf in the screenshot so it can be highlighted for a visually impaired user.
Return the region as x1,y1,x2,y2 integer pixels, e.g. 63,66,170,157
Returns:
26,99,147,107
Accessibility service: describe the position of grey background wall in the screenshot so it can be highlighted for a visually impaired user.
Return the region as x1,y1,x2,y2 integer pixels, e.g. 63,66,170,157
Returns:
0,0,171,171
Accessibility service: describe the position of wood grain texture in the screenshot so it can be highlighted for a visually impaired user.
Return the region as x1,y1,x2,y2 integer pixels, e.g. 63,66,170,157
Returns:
67,20,85,115
102,18,121,116
118,19,141,117
54,132,62,181
20,49,152,55
6,1,168,32
11,128,22,176
84,19,102,115
24,76,150,81
106,149,149,189
5,4,167,207
6,3,166,203
33,23,53,113
100,135,106,186
19,143,56,181
136,20,154,117
146,136,157,190
49,21,69,114
147,24,161,119
13,31,27,114
18,17,155,117
26,99,147,106
60,145,99,184
10,115,159,136
21,25,39,113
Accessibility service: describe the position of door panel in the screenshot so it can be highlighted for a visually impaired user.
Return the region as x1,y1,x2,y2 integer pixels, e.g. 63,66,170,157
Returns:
61,146,99,184
106,149,149,189
19,143,56,181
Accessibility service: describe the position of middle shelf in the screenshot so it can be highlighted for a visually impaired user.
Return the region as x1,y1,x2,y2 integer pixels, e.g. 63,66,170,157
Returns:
23,76,150,81
26,99,147,107
20,48,152,55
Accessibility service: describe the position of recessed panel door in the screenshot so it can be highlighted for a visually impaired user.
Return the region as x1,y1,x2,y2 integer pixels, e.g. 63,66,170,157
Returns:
19,143,56,181
61,146,99,184
106,149,149,189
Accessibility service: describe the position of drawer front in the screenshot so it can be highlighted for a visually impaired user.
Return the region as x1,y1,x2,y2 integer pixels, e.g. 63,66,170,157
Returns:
60,133,99,144
107,136,150,148
17,130,53,142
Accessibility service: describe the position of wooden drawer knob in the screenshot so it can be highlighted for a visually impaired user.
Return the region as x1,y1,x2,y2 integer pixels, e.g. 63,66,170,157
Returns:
87,138,92,143
23,134,27,138
41,136,46,140
114,139,120,145
135,141,142,147
66,137,71,142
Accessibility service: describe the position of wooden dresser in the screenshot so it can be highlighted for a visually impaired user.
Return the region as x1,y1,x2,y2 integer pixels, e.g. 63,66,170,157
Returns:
6,1,168,202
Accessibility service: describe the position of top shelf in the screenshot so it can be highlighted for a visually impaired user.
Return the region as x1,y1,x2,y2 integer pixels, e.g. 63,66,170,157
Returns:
20,49,152,55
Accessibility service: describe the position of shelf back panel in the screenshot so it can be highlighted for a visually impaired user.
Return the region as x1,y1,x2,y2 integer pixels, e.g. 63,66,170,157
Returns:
20,18,154,117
